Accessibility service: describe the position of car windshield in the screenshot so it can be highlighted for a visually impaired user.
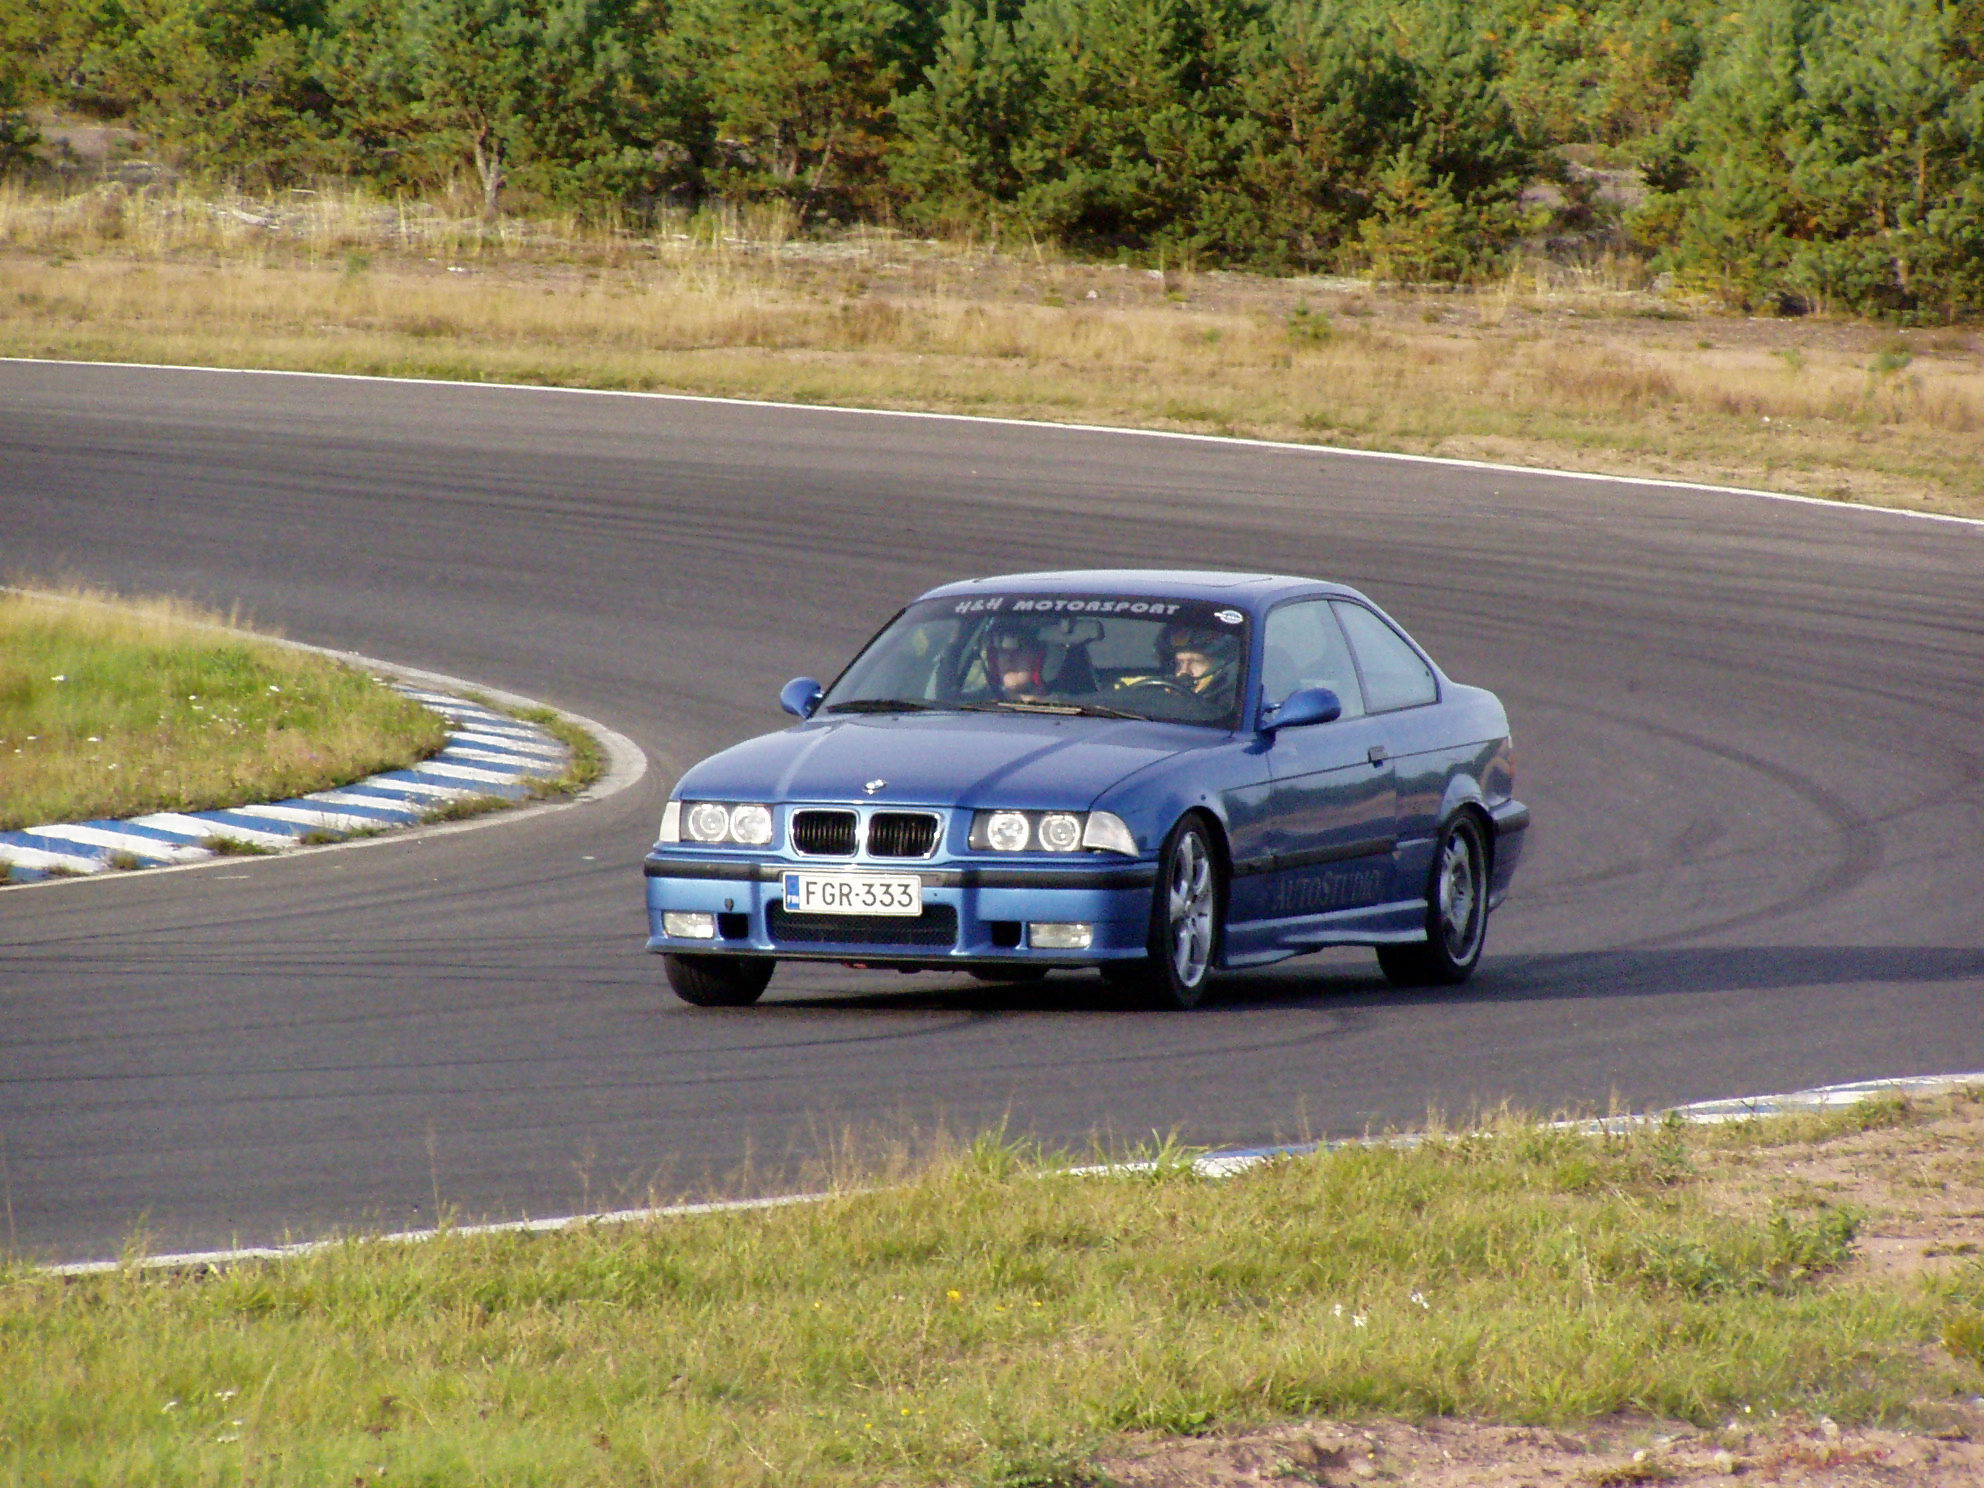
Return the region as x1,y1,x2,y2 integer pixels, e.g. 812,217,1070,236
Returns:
819,594,1252,729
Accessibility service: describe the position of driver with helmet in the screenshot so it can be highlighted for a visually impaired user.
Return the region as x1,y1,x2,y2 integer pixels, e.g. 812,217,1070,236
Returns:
1107,617,1242,714
1158,619,1241,700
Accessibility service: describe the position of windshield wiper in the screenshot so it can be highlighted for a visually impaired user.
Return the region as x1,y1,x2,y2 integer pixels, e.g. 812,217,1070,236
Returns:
957,700,1145,719
821,698,947,714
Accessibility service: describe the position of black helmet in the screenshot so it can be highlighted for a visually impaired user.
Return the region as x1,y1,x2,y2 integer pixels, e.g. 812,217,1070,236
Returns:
1159,619,1240,670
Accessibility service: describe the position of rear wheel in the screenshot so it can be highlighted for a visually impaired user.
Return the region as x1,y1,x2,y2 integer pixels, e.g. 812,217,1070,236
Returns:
1110,815,1222,1010
1377,813,1488,987
664,953,775,1007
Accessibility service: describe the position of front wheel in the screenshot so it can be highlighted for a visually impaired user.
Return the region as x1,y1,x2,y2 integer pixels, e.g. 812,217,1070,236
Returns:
1110,815,1223,1010
664,953,775,1007
1377,813,1489,987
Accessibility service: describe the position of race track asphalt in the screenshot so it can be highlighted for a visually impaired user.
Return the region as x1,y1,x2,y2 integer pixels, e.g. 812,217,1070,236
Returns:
3,360,1981,1265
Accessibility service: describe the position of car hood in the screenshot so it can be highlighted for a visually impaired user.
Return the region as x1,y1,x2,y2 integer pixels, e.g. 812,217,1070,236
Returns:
674,712,1222,810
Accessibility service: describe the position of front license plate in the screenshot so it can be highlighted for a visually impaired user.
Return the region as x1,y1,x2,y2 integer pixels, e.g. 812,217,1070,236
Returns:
783,871,923,916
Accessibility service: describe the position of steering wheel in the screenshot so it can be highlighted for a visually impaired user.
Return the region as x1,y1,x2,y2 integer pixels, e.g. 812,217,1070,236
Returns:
1117,675,1193,699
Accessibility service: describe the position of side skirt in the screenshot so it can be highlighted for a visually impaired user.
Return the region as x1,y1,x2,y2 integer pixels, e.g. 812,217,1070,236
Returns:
1220,897,1430,967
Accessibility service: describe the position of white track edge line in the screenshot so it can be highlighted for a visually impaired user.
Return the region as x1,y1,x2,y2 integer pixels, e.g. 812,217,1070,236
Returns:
7,356,1981,531
39,1069,1984,1277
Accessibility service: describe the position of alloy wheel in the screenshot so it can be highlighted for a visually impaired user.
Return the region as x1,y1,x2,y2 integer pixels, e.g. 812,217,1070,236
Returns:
1166,827,1216,988
1436,828,1484,963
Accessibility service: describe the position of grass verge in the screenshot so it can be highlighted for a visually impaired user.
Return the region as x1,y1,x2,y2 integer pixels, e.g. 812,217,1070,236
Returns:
2,184,1980,518
197,834,277,856
9,1095,1982,1487
418,792,518,825
414,699,602,823
0,586,447,830
511,702,603,796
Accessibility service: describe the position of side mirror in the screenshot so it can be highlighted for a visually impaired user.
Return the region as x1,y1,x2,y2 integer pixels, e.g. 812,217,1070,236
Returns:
773,678,821,718
780,676,825,719
1260,686,1341,734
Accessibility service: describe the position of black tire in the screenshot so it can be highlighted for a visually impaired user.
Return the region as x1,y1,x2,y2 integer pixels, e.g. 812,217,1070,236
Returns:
1377,813,1489,987
1109,814,1224,1010
664,953,775,1007
968,967,1051,984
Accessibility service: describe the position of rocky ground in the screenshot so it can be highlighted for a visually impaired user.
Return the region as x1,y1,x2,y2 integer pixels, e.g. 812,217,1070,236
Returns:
1096,1407,1984,1487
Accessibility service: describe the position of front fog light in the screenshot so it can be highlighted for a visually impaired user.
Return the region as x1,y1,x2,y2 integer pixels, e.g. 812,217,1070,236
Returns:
1029,921,1093,951
728,803,773,846
1037,812,1083,852
664,911,717,939
686,802,731,843
986,810,1031,852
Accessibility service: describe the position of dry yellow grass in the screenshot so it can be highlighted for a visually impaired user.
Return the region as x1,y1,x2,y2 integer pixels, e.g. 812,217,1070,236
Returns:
4,181,1980,516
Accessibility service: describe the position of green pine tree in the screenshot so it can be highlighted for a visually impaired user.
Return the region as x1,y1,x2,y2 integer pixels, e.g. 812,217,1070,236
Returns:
312,0,673,213
0,57,39,172
890,0,1043,236
666,0,918,222
91,0,331,185
1638,0,1984,317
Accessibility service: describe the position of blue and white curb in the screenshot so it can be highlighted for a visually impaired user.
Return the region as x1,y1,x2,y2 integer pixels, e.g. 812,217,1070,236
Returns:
41,1069,1984,1275
0,687,568,886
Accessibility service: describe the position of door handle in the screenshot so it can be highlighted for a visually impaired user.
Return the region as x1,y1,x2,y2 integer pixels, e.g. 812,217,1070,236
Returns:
1367,744,1389,765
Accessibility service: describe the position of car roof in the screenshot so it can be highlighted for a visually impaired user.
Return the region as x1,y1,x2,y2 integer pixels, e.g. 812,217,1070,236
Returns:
916,570,1361,609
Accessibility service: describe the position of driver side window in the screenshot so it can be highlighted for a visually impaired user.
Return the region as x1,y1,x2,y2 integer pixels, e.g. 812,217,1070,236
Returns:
1261,601,1365,718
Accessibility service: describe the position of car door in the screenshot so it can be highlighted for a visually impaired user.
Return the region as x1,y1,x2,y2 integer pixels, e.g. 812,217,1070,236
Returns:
1332,600,1443,854
1255,599,1398,922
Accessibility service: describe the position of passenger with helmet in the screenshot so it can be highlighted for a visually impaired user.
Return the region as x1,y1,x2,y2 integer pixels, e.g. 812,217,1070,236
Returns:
980,618,1050,700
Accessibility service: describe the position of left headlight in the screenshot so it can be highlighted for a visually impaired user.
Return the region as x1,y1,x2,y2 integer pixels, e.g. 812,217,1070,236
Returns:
968,809,1138,856
728,803,774,846
659,800,779,848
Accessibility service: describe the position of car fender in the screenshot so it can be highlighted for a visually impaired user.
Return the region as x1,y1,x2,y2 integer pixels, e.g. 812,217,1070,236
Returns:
1431,757,1528,911
1436,772,1495,834
1089,741,1271,872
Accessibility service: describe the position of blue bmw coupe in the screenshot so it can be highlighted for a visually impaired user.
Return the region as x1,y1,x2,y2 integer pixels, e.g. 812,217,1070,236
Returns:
644,571,1527,1008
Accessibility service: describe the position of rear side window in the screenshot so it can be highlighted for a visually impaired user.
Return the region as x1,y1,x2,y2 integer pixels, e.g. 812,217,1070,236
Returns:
1333,602,1437,712
1261,600,1365,718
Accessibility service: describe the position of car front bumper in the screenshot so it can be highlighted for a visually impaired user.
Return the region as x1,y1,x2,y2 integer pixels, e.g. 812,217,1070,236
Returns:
642,853,1158,965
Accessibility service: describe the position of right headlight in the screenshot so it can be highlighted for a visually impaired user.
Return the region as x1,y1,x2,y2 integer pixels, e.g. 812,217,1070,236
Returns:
968,809,1138,856
686,802,733,843
661,800,780,848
